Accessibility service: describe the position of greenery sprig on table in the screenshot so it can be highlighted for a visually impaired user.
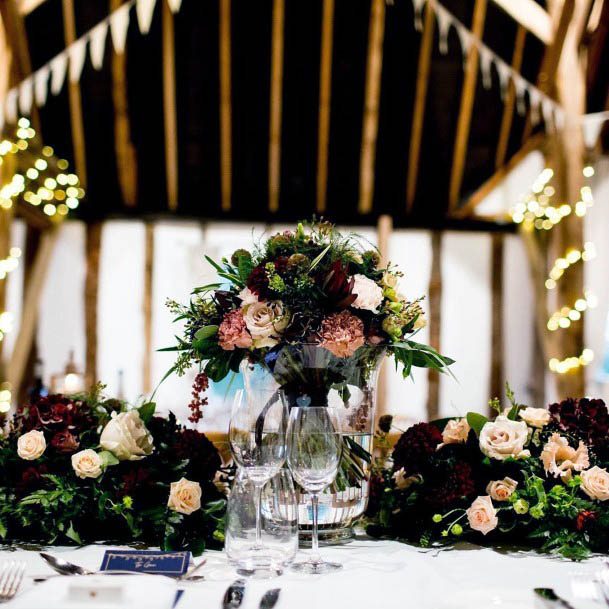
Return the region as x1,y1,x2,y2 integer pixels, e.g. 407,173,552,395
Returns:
0,386,227,555
367,385,609,560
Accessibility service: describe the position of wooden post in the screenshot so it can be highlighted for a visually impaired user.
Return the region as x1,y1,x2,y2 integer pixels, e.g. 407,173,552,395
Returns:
84,223,102,387
358,0,385,215
376,215,392,417
316,0,334,214
142,224,154,394
490,233,504,405
219,0,233,212
427,231,442,420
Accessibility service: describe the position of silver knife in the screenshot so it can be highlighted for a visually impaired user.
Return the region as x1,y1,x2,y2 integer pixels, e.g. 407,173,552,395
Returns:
260,588,281,609
223,579,246,609
534,587,577,609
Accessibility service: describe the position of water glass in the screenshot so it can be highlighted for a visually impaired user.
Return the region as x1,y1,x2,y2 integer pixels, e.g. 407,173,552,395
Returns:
226,468,298,577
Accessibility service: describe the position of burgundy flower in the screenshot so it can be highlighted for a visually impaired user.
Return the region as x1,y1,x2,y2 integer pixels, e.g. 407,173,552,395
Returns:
392,423,443,475
175,429,222,482
50,430,80,454
188,373,209,424
425,461,476,509
576,510,598,532
321,261,356,309
247,265,270,297
120,467,152,498
549,397,609,446
17,464,48,494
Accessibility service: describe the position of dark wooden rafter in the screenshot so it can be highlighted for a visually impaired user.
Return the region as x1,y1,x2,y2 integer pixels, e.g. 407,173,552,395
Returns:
111,0,138,206
406,1,435,211
268,0,285,214
84,222,101,387
162,0,178,211
426,230,442,421
219,0,232,212
358,0,385,215
316,0,334,214
448,0,487,214
61,0,88,187
489,232,504,405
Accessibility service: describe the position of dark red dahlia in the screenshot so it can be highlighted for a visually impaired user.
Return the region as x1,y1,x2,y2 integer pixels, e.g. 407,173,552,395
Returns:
119,467,152,498
424,461,476,509
247,265,270,297
576,510,598,532
392,422,443,474
175,429,222,482
549,397,609,446
50,430,80,454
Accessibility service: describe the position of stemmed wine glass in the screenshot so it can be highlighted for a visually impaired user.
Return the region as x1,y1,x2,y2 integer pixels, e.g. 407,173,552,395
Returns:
229,388,288,557
287,406,343,574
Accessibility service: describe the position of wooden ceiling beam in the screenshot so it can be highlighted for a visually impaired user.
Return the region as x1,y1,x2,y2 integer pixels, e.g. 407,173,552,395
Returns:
17,0,46,16
162,0,178,211
219,0,232,212
490,0,554,44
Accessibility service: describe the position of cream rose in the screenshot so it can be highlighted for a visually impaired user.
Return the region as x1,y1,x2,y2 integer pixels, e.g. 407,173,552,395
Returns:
382,272,399,290
519,407,551,429
351,274,384,313
580,466,609,501
486,477,518,502
71,449,103,479
541,433,589,481
466,496,498,535
392,468,420,490
168,478,202,515
441,418,470,445
238,287,258,306
479,416,530,461
100,411,154,461
242,300,289,348
17,430,46,460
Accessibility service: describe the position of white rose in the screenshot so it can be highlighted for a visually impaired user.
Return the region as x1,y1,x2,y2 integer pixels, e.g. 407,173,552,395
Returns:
581,466,609,501
71,449,103,479
242,300,289,348
168,478,202,515
441,418,470,445
519,407,551,428
486,477,518,502
238,287,258,306
479,416,530,461
17,430,46,460
351,274,384,313
100,411,154,461
466,496,498,535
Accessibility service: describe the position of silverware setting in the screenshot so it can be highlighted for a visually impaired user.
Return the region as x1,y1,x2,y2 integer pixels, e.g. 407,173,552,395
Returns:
223,579,246,609
0,561,26,603
259,588,280,609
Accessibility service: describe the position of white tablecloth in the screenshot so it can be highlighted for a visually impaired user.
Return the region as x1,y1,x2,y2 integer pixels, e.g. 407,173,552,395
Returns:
0,537,604,609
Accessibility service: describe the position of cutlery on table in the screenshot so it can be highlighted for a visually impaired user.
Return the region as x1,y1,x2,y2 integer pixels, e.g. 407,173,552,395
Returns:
259,588,280,609
0,561,26,603
534,587,577,609
38,553,206,582
222,579,246,609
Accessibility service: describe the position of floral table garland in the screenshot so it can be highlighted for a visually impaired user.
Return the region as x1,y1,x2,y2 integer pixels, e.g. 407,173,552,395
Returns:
0,386,226,555
367,386,609,560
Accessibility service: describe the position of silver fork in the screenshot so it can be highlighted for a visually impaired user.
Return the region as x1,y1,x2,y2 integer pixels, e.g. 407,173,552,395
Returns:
0,561,26,603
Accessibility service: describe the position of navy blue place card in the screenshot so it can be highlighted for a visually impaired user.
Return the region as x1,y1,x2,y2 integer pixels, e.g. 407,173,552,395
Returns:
100,550,191,576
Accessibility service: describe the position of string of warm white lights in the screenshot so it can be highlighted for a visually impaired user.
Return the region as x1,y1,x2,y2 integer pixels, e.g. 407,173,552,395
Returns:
510,165,597,376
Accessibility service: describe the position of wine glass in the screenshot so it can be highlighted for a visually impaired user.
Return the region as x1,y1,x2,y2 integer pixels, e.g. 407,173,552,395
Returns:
287,406,343,574
229,388,288,555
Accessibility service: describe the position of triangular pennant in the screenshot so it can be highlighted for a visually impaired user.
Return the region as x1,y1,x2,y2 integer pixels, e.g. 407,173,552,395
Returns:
110,3,131,54
455,24,471,67
68,38,87,83
136,0,156,35
554,107,565,131
495,60,511,101
478,45,493,90
541,97,554,131
18,78,33,115
5,89,17,123
529,87,541,125
513,75,527,116
167,0,182,13
435,5,452,55
50,53,68,95
34,65,50,107
89,21,108,70
411,0,426,32
582,115,606,149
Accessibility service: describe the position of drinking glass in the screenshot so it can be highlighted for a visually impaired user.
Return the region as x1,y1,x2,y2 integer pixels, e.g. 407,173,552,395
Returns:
287,406,343,573
229,389,288,555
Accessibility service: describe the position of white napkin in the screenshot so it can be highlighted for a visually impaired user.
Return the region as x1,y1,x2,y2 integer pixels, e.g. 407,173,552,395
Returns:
11,575,176,609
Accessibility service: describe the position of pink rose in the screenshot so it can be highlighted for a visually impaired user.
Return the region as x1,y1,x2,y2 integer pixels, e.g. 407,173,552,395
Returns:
218,310,253,351
466,496,498,535
486,477,517,502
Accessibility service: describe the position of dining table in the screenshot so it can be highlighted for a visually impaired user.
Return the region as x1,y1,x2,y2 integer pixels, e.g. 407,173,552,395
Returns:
0,534,604,609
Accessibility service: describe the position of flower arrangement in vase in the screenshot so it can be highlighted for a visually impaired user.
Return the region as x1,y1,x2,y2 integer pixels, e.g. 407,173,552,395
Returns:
166,220,453,542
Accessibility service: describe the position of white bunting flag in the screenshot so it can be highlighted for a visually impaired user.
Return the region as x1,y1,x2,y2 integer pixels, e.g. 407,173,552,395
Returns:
495,60,511,100
89,21,108,70
136,0,156,35
529,87,541,125
582,114,606,149
50,53,68,95
478,45,493,90
455,24,471,67
68,38,87,83
110,3,131,54
5,89,17,123
513,75,527,115
411,0,426,32
18,78,33,115
167,0,182,13
435,5,452,55
34,65,50,107
541,97,554,131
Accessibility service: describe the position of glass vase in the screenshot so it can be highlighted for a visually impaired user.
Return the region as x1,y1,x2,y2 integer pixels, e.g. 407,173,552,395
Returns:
241,343,384,544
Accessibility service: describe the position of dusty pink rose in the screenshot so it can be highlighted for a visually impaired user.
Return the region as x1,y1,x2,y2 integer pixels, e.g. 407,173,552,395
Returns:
218,310,253,351
486,477,517,502
466,495,498,535
441,418,470,445
541,433,589,480
319,311,365,358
